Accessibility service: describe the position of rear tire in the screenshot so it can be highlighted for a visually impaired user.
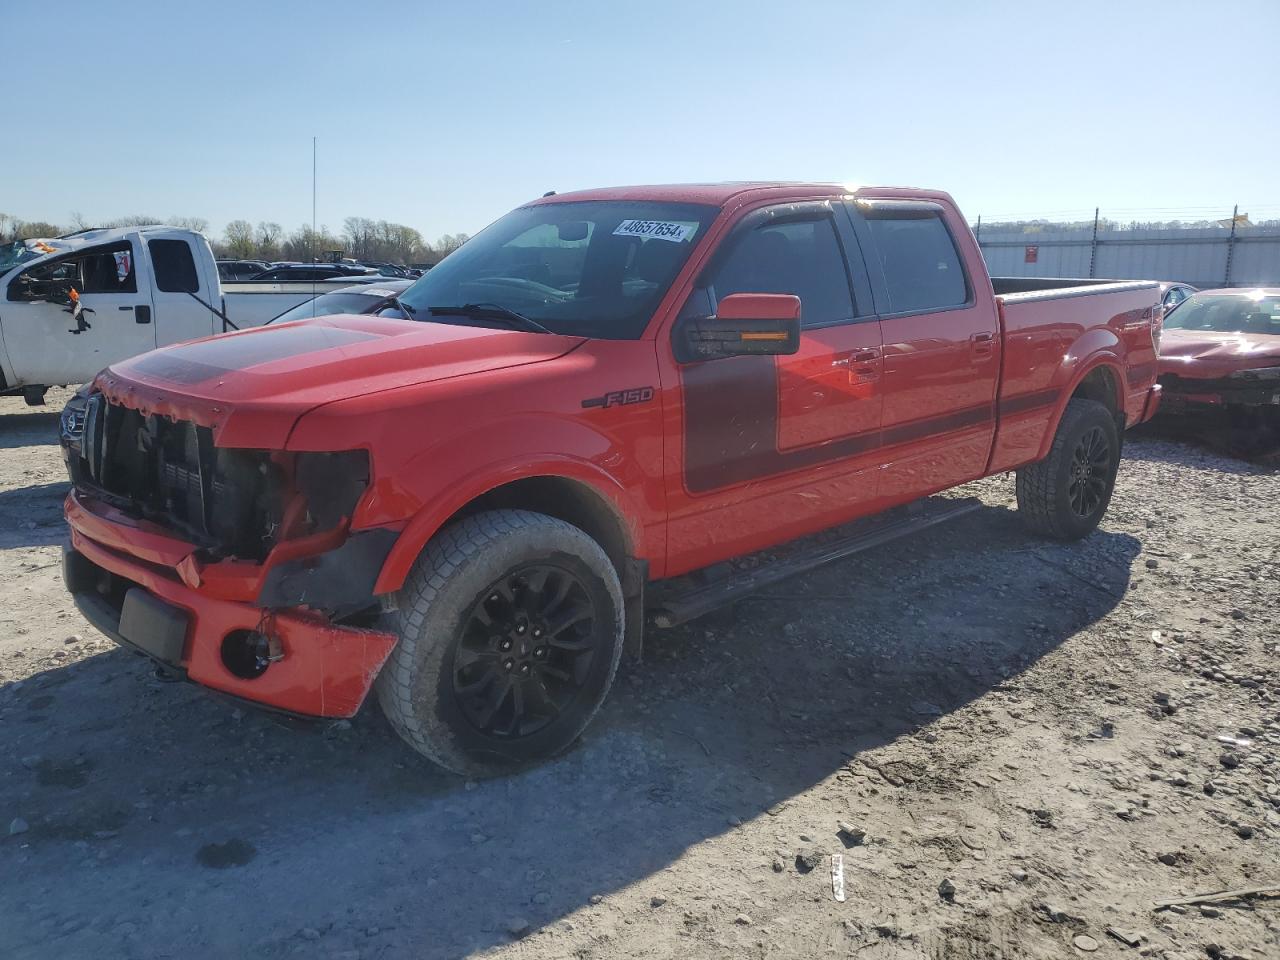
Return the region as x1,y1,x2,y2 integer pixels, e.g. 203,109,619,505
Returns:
375,510,624,776
1016,398,1119,540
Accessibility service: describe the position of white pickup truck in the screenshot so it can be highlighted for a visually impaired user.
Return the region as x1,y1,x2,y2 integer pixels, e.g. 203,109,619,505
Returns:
0,227,379,404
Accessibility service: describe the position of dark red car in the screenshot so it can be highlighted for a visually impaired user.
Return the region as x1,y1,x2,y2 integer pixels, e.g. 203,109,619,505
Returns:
1157,287,1280,411
61,183,1163,774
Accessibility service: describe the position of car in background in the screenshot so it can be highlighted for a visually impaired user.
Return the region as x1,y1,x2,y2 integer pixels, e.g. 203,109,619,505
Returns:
1158,288,1280,398
1159,281,1197,313
358,261,415,278
249,264,375,281
216,259,270,281
1156,288,1280,455
266,278,412,324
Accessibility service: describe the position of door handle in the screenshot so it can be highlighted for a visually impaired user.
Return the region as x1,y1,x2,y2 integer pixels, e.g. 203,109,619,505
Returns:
842,348,880,383
135,305,152,324
970,330,995,360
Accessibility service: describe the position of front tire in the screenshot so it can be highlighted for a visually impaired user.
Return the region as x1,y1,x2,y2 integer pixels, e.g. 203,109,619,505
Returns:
375,510,624,776
1015,398,1119,540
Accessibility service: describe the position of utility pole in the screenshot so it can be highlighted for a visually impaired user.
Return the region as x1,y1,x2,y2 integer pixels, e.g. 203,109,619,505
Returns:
312,136,317,265
1088,207,1099,278
1224,204,1238,287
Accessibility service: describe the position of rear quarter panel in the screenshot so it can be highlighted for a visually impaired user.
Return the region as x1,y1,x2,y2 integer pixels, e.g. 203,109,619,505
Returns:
989,283,1160,473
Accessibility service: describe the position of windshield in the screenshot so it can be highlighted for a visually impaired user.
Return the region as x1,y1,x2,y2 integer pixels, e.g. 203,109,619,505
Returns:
397,200,717,338
0,240,48,276
1165,292,1280,336
269,290,388,324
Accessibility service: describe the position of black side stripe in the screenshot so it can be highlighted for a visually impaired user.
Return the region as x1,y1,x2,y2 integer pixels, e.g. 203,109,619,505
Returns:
997,388,1060,417
682,355,1062,495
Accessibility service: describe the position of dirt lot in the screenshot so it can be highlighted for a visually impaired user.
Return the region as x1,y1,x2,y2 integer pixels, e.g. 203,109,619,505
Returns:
0,388,1276,960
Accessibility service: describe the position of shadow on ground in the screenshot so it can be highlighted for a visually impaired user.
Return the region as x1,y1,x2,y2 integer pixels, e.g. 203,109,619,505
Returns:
1129,414,1280,470
0,410,62,450
0,503,1140,959
0,481,71,548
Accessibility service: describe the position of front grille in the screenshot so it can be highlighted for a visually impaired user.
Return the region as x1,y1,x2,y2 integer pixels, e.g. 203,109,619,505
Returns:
80,396,284,561
1158,373,1279,406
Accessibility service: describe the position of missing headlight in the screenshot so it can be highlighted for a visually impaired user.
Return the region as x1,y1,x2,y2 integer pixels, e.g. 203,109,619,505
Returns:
294,450,371,532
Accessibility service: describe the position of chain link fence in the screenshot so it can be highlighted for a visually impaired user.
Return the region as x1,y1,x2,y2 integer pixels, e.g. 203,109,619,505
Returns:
971,206,1280,288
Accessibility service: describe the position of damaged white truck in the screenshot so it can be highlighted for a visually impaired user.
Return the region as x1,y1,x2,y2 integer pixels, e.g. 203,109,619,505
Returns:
0,228,371,405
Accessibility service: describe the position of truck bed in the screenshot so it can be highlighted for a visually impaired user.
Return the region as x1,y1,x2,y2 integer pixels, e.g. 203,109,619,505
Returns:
990,276,1130,295
987,279,1162,474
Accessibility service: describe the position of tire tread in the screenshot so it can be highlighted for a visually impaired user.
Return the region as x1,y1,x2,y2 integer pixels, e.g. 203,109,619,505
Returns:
1015,398,1117,540
374,510,623,775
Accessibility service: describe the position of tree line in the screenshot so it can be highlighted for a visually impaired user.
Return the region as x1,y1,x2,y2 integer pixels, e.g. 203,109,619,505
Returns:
0,212,468,266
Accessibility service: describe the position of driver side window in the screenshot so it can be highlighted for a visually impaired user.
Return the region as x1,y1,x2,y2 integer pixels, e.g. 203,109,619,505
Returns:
704,216,856,329
7,242,137,302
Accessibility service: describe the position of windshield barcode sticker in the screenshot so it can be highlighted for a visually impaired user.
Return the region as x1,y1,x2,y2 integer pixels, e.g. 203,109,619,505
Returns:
613,220,693,243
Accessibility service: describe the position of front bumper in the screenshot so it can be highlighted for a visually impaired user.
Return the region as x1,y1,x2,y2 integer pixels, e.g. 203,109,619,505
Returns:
1157,374,1280,411
64,489,398,718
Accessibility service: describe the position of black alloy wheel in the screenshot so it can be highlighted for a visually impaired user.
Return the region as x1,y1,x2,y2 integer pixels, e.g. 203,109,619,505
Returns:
1067,425,1112,518
452,564,599,739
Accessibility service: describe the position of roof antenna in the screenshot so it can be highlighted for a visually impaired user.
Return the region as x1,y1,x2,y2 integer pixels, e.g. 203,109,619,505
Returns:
542,190,556,197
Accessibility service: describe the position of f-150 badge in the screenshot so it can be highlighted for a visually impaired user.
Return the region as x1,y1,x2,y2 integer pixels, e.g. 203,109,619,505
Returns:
581,387,655,409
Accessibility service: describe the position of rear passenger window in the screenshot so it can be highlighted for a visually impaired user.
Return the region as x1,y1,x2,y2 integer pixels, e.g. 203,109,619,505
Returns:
149,239,199,292
710,217,854,328
864,209,968,314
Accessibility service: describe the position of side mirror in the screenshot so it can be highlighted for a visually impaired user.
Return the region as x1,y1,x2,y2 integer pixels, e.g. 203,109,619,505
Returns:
676,293,801,362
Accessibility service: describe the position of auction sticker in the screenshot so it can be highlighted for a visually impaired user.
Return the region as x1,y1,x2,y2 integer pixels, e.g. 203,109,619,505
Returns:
613,219,693,243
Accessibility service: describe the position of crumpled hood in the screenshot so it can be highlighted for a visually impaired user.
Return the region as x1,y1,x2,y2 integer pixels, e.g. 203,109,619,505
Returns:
1158,328,1280,379
96,314,584,446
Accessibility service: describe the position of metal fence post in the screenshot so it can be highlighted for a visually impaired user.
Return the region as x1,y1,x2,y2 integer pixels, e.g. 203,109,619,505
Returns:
1224,204,1238,287
1088,207,1099,278
975,215,982,246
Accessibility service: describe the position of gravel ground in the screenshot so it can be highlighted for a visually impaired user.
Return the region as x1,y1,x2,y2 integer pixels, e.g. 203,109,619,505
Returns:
0,389,1277,960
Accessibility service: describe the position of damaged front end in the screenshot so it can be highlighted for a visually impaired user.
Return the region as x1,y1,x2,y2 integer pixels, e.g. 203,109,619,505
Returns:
63,391,399,717
1154,368,1280,463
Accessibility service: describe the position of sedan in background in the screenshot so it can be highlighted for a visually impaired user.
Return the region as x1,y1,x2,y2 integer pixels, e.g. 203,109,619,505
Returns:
265,279,412,324
216,259,271,280
249,264,375,282
1156,287,1280,458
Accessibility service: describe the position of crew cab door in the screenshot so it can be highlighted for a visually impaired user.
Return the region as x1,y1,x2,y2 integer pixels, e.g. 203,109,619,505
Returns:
665,200,885,573
143,235,218,345
845,199,1000,496
0,236,157,386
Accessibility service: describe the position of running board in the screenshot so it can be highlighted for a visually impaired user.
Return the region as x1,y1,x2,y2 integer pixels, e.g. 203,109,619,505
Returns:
648,497,982,629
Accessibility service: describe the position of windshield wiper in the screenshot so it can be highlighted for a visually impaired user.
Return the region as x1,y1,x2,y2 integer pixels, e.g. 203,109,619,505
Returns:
428,302,553,335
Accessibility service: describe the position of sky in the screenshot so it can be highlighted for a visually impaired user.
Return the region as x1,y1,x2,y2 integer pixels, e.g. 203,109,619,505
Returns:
5,0,1279,242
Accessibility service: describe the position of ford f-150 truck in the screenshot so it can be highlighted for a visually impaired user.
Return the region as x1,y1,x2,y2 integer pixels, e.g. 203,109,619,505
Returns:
0,227,383,406
60,183,1164,775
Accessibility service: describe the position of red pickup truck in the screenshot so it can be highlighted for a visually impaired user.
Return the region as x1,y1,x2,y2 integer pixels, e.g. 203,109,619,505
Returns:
63,183,1163,774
